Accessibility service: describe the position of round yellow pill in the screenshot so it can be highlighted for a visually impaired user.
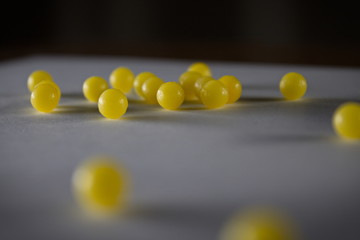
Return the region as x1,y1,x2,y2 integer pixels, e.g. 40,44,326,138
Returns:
109,67,135,93
98,89,128,119
157,82,185,110
83,76,109,102
133,72,157,98
332,102,360,140
219,75,242,104
178,71,202,101
220,208,297,240
72,156,129,215
30,82,60,113
200,80,229,109
194,76,215,98
35,80,61,99
141,77,164,104
279,72,307,100
27,70,53,92
187,62,212,77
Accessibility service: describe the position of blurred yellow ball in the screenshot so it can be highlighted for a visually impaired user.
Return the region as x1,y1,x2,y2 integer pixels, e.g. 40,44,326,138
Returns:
194,76,214,98
187,62,212,77
83,76,109,102
157,82,185,110
30,82,60,113
109,67,134,93
98,89,128,119
133,72,156,98
279,72,307,100
178,71,202,101
142,76,164,104
27,70,53,92
333,102,360,139
219,75,242,104
200,80,229,109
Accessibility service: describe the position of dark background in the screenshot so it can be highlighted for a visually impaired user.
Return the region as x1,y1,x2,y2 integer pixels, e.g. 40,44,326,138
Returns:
1,0,360,66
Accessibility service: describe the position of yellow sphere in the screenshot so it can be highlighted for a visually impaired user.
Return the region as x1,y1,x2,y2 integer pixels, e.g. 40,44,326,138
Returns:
332,102,360,139
219,75,242,104
109,67,134,93
27,70,53,92
178,71,202,101
194,76,214,98
221,208,297,240
141,77,164,104
279,72,307,100
157,82,185,110
83,76,109,102
187,62,212,77
35,80,61,99
72,157,129,215
30,82,60,113
133,72,156,98
98,89,128,119
200,80,229,109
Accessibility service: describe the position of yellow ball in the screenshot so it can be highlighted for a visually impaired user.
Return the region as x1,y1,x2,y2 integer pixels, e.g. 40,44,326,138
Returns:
221,208,297,240
27,70,53,92
187,62,212,77
30,82,60,113
219,75,242,104
157,82,185,110
35,80,61,99
332,102,360,139
178,71,202,101
109,67,135,93
141,77,164,104
83,76,109,102
72,157,129,215
194,76,214,98
98,89,128,119
279,72,307,100
200,80,229,109
133,72,156,98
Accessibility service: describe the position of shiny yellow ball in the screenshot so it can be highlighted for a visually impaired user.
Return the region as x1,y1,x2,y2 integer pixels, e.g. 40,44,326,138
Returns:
279,72,307,100
178,71,202,101
27,70,53,92
332,102,360,139
98,89,128,119
200,80,229,109
30,82,60,113
83,76,109,102
72,157,129,215
133,72,156,98
109,67,134,93
194,76,215,98
187,62,212,77
141,77,164,104
157,82,185,110
219,75,242,104
35,80,61,99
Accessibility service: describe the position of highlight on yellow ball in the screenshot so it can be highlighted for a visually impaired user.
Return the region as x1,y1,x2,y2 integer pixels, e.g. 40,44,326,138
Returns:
187,62,212,77
35,80,61,99
157,82,185,110
279,72,307,100
200,80,229,109
72,156,130,217
27,70,53,92
30,81,60,113
141,76,165,104
332,102,360,140
194,76,214,98
98,89,128,119
133,72,157,98
178,71,202,101
219,75,242,104
220,207,298,240
83,76,109,102
109,67,135,94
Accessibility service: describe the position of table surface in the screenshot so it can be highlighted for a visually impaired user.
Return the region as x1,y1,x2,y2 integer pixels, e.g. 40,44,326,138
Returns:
0,55,360,240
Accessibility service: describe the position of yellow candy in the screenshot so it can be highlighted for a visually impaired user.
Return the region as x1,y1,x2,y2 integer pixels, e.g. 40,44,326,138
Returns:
178,71,202,101
30,82,60,113
279,72,307,100
332,102,360,139
98,89,128,119
83,76,109,102
72,156,129,215
141,77,164,104
27,70,53,92
187,62,212,77
200,80,229,109
194,76,214,98
219,75,242,104
157,82,185,110
35,80,61,99
133,72,156,98
109,67,135,93
221,208,297,240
